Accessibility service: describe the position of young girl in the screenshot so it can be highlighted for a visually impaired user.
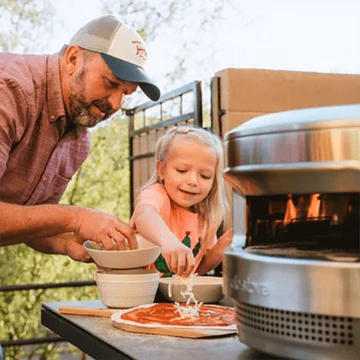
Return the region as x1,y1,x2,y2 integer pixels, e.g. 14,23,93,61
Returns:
131,126,232,277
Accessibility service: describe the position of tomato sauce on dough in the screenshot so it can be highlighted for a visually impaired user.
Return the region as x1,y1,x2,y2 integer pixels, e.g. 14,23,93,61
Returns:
121,303,236,327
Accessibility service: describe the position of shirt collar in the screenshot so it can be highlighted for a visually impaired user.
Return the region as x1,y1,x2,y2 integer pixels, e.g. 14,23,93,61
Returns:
46,54,66,123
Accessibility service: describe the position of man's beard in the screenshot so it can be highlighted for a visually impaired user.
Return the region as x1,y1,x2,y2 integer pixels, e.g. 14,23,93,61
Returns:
67,68,113,128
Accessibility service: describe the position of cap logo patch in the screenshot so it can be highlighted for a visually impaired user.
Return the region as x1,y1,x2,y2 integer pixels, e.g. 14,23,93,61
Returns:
132,40,147,61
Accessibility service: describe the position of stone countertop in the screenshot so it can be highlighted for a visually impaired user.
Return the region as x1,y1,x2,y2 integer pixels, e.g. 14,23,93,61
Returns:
41,299,290,360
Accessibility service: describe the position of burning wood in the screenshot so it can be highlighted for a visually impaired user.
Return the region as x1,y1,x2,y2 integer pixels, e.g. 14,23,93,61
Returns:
284,193,321,226
307,194,321,218
284,195,297,225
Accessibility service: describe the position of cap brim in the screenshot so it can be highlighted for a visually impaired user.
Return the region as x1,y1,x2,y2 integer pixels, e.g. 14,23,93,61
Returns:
100,53,160,101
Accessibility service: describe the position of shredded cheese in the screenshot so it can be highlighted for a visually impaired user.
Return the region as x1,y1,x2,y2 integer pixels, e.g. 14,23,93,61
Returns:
169,274,203,318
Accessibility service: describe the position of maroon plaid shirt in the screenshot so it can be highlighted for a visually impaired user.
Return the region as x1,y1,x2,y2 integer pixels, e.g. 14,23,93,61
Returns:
0,53,90,205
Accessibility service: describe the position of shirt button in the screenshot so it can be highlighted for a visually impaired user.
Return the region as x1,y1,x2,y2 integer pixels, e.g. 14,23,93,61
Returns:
50,115,55,120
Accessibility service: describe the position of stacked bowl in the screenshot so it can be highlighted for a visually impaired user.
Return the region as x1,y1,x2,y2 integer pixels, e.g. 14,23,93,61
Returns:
95,269,159,308
84,235,161,308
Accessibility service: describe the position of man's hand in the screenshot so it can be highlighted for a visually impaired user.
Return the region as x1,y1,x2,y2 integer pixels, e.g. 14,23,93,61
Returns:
64,234,92,262
26,233,91,262
74,208,138,250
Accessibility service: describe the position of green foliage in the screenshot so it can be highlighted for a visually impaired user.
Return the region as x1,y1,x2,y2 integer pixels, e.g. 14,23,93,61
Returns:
101,0,239,92
0,116,131,359
0,0,55,53
62,116,131,221
0,243,98,359
0,1,223,358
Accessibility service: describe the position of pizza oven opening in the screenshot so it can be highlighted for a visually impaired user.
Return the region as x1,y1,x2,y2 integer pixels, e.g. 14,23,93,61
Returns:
245,192,359,262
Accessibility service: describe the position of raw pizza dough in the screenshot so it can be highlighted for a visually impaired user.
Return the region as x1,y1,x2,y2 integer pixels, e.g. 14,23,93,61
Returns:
111,303,236,331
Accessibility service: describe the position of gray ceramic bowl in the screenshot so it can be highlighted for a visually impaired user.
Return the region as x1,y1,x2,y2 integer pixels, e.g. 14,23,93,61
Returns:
158,276,224,303
84,235,161,269
96,269,159,308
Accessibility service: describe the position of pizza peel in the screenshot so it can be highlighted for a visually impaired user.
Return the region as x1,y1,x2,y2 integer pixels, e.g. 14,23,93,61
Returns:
112,321,237,338
59,306,120,318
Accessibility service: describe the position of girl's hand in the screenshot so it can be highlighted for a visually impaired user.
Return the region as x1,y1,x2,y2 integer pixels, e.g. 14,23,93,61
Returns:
217,228,233,249
195,228,233,275
161,240,195,277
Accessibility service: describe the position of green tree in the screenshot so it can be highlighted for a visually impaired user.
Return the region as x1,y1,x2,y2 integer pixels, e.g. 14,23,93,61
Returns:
101,0,241,98
62,115,131,221
0,112,131,359
0,1,97,359
0,1,237,358
0,0,55,52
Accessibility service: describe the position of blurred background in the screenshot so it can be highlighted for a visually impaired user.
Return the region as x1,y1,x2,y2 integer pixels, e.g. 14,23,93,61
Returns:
0,0,359,358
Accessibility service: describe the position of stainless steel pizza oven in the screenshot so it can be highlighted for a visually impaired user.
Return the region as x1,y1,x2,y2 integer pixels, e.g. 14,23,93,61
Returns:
222,105,360,360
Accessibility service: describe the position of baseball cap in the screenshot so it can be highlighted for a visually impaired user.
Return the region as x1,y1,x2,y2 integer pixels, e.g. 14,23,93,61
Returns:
69,15,160,101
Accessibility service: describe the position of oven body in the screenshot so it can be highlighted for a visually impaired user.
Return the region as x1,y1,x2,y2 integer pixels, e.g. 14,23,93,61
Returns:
223,105,360,360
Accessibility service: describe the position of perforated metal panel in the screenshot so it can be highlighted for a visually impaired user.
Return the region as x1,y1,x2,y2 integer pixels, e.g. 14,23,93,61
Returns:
236,302,356,346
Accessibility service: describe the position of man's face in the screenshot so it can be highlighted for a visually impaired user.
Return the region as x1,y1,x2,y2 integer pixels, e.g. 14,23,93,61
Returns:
67,51,138,128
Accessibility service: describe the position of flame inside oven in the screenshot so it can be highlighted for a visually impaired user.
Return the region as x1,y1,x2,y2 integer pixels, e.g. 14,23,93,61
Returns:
247,193,359,258
284,193,325,226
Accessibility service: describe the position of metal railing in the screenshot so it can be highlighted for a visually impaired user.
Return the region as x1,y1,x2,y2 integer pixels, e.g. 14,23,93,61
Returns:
0,281,96,349
1,81,205,354
127,81,203,212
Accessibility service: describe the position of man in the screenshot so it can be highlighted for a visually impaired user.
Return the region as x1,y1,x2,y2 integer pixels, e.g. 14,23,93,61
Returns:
0,15,161,262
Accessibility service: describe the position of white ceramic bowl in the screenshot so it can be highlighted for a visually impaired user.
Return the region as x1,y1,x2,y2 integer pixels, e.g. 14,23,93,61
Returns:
95,269,160,308
84,235,161,269
158,276,224,303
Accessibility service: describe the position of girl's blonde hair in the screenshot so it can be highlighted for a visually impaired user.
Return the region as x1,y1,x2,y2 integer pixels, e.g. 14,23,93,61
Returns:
141,126,229,245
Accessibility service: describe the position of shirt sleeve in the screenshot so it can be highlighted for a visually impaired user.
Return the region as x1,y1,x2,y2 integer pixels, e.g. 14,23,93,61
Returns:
0,79,28,179
131,184,171,227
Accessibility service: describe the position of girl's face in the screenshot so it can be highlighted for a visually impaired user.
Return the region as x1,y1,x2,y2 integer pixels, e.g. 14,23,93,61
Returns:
157,138,218,209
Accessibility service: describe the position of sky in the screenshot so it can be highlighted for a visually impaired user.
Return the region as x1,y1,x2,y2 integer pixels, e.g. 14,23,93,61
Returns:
49,0,360,98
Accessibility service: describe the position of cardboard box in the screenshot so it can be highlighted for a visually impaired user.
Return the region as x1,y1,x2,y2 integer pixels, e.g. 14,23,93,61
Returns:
215,68,360,136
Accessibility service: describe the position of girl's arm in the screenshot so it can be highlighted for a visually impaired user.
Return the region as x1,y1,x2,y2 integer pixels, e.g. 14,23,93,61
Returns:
133,203,195,277
196,228,233,275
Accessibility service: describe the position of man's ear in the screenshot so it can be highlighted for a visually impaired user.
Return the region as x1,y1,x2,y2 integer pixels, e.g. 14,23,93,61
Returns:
156,160,164,182
63,45,82,76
